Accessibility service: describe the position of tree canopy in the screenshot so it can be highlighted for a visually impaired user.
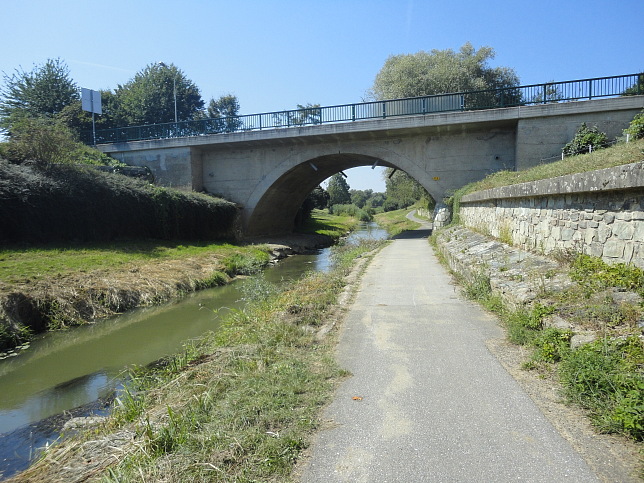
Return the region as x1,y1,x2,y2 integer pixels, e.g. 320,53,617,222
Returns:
383,169,432,212
114,63,204,125
326,173,351,206
0,58,79,131
207,94,242,132
368,42,520,103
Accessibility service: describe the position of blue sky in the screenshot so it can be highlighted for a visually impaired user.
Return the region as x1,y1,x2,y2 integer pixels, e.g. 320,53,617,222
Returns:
1,0,643,192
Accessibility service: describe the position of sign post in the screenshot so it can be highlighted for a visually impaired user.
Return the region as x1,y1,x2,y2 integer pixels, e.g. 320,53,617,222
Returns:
81,88,102,145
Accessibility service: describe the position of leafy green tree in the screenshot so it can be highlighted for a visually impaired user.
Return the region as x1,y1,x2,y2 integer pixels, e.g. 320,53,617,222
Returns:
114,63,204,126
295,185,329,226
383,169,429,211
272,103,322,127
350,189,373,208
206,94,242,132
369,42,520,107
307,185,330,209
365,192,386,209
290,103,322,125
0,58,79,131
57,90,120,137
327,173,351,206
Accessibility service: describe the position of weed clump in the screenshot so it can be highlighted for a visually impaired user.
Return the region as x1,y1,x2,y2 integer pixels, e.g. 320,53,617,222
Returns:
559,336,644,440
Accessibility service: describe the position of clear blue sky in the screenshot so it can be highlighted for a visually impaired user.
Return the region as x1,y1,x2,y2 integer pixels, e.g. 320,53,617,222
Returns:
1,0,642,192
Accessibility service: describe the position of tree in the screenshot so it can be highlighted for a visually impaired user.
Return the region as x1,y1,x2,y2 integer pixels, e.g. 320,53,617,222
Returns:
295,185,329,226
530,81,564,104
0,58,79,131
57,90,120,137
326,173,351,206
289,103,322,126
206,94,242,132
114,63,204,126
383,169,430,212
350,189,373,208
368,42,521,108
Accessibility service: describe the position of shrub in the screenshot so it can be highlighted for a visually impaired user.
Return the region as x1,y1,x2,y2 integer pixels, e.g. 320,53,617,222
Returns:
0,161,238,243
559,336,644,440
624,110,644,141
329,204,373,222
563,123,609,156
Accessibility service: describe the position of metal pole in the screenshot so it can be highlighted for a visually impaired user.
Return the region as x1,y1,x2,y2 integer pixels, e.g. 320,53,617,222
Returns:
173,76,177,123
91,90,97,146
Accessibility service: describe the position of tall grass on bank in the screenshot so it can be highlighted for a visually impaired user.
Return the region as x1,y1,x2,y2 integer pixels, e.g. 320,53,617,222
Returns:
16,239,385,482
446,137,644,225
0,160,238,243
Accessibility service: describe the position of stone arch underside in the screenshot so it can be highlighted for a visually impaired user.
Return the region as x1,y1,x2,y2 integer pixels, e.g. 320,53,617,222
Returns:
245,153,397,236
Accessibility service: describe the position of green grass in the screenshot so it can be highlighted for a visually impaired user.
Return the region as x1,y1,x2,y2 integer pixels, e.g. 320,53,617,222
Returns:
20,239,384,482
374,208,421,236
298,209,359,239
448,138,644,224
0,241,267,285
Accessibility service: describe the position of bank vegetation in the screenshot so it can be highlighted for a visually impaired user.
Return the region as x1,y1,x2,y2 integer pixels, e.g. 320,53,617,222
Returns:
8,237,384,482
432,117,644,473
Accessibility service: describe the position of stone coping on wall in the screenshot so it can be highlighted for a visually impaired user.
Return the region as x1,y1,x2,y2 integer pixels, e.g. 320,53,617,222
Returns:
461,161,644,203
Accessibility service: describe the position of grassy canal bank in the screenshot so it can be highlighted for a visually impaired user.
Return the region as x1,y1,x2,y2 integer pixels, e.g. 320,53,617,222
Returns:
0,211,358,353
7,219,386,482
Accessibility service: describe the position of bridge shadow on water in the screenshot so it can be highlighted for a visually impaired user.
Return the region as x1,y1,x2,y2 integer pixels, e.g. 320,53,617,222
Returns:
392,228,433,240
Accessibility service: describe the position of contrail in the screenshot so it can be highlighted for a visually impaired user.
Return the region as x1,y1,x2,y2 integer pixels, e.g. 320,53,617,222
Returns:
70,59,133,73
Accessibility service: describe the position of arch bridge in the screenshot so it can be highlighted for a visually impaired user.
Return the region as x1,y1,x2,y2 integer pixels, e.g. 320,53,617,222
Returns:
95,75,643,236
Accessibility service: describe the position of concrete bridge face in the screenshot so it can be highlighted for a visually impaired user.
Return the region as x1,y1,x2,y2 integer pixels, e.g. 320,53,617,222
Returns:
100,96,643,236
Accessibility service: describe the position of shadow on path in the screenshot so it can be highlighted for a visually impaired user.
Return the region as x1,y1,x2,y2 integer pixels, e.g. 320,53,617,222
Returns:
392,228,432,240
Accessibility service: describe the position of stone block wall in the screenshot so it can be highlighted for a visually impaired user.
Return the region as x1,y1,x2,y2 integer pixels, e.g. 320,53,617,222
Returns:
459,162,644,268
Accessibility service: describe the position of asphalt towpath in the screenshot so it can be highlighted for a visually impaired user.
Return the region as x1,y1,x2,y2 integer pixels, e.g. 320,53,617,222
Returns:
298,219,599,482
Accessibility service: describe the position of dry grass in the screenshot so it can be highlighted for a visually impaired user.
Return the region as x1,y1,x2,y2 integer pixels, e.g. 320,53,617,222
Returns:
8,240,385,482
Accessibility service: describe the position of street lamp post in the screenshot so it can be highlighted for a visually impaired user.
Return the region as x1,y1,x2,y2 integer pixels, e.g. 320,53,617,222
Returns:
158,62,177,123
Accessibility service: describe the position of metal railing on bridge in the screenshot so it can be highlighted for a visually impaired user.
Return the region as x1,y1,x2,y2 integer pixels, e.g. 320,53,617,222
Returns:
83,73,643,145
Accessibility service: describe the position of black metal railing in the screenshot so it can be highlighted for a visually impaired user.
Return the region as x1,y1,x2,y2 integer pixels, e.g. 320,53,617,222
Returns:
82,73,643,145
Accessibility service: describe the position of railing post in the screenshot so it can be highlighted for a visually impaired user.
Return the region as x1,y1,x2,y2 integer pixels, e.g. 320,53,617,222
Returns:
382,102,386,119
422,97,426,115
542,85,547,104
588,80,592,100
352,104,356,121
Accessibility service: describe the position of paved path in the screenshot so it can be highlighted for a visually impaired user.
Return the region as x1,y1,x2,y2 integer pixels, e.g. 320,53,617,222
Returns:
299,223,599,482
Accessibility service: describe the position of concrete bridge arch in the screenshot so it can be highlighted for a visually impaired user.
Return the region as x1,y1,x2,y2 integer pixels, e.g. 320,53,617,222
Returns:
99,96,644,236
245,148,446,235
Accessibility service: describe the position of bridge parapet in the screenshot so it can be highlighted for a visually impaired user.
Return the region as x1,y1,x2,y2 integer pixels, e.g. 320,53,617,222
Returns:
85,73,642,145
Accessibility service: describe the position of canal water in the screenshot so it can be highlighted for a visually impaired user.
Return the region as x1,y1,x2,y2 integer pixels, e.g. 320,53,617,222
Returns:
0,222,388,479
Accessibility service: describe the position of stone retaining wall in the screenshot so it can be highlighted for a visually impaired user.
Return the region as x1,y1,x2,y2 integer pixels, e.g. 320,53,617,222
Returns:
459,162,644,268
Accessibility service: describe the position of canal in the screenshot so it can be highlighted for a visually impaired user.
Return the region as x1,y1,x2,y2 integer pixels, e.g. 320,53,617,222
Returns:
0,222,388,479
